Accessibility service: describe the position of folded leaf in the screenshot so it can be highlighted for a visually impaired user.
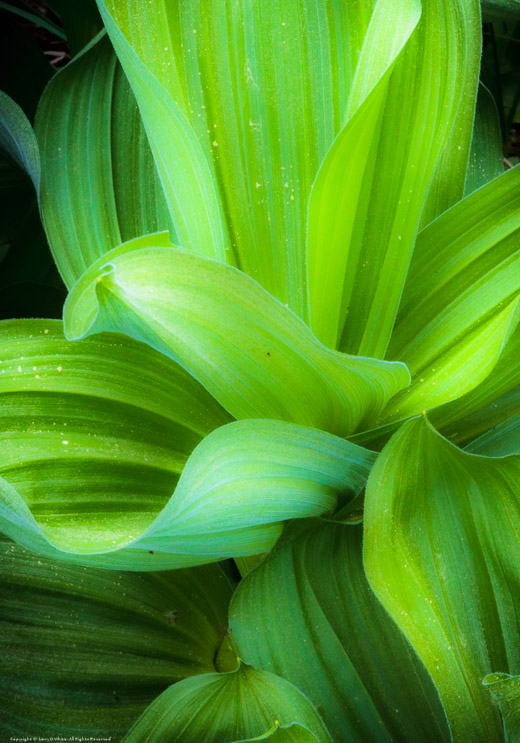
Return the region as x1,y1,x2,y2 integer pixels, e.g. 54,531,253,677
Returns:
64,240,409,437
0,323,374,567
364,416,520,742
123,663,332,743
464,84,504,196
308,0,481,356
35,32,172,289
230,520,449,743
381,166,520,424
0,536,232,739
483,673,520,742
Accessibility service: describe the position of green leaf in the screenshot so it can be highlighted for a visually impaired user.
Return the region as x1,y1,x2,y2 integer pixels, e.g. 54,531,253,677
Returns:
0,89,39,189
96,0,417,320
93,2,230,263
230,519,449,743
483,673,520,742
64,240,409,437
45,0,102,55
0,319,233,568
380,166,520,424
482,0,520,20
308,0,481,356
0,535,232,739
364,415,520,742
464,84,504,196
35,32,172,289
465,413,520,456
429,325,520,446
0,320,375,567
122,662,332,743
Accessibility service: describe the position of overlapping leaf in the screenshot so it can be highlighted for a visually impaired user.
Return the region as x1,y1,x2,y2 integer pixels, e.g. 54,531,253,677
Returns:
95,0,423,320
364,416,520,742
230,520,449,743
0,536,232,738
0,319,375,567
464,84,504,196
35,32,172,288
379,166,520,424
308,0,481,356
64,239,409,436
123,662,332,743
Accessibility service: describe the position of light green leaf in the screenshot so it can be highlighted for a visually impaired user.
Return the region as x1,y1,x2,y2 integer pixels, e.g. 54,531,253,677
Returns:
308,0,481,356
0,321,374,567
464,84,504,196
380,166,520,424
96,0,414,320
122,663,332,743
93,3,229,263
0,536,232,739
230,519,449,743
364,415,520,743
64,240,409,437
430,325,520,446
483,673,520,742
35,32,172,289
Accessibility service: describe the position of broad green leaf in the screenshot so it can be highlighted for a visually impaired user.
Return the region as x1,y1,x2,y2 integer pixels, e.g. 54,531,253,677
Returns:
0,536,232,739
464,84,504,196
0,322,374,567
380,166,520,424
64,240,409,436
123,663,332,743
96,0,417,319
35,32,172,289
308,0,481,356
0,319,235,568
1,416,374,569
364,416,520,743
230,519,449,743
483,673,520,742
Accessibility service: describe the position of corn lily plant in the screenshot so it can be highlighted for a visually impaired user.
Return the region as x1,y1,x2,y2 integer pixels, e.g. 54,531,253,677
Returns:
2,0,520,741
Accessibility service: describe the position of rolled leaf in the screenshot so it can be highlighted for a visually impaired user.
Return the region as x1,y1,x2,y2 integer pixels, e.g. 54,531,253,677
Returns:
123,662,332,743
64,240,409,437
381,166,520,424
230,520,449,743
0,536,232,738
35,32,172,288
364,416,520,743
